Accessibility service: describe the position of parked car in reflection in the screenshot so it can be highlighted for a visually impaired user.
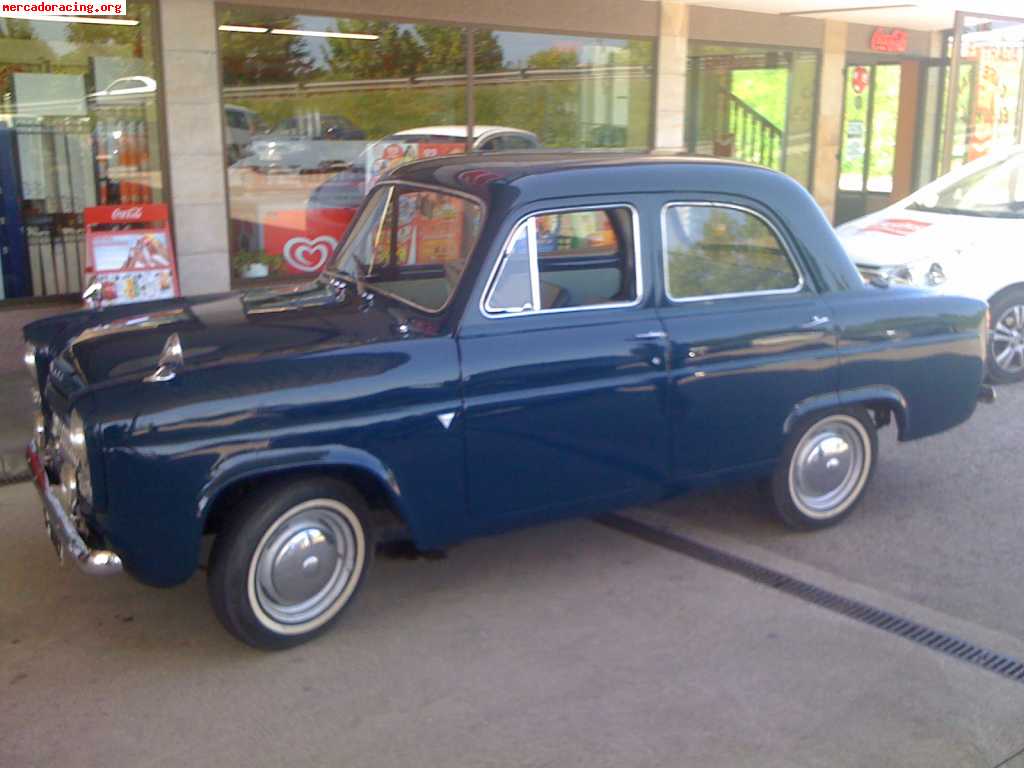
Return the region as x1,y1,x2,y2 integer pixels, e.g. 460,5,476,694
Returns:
306,125,541,240
837,145,1024,382
25,153,992,650
87,75,158,107
223,104,268,165
235,114,367,174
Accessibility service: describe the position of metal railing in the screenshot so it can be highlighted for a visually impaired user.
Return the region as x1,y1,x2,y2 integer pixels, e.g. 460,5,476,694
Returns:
720,90,783,170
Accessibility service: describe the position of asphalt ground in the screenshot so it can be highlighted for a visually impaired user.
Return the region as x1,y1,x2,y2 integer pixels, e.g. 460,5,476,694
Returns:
2,385,1023,767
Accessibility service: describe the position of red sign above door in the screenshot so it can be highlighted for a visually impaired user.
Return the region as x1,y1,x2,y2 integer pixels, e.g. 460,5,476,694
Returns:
870,27,908,54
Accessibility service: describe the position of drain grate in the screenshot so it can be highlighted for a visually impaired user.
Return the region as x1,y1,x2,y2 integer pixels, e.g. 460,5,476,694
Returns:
601,513,1024,685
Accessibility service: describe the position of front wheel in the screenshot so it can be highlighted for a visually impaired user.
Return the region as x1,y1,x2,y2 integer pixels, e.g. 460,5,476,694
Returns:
771,408,877,530
208,477,373,650
988,291,1024,384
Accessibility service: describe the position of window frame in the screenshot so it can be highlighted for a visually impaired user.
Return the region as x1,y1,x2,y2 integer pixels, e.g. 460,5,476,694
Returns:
334,179,487,315
660,201,806,305
479,202,644,320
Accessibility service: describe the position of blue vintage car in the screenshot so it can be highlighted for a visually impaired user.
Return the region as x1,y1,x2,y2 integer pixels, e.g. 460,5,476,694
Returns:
24,154,993,648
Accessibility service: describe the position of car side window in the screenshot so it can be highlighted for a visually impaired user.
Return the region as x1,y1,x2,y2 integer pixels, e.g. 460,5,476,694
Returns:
662,204,801,301
485,207,639,315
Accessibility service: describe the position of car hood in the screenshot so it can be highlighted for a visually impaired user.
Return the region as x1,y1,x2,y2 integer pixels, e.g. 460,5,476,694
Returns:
28,281,435,394
835,206,1007,268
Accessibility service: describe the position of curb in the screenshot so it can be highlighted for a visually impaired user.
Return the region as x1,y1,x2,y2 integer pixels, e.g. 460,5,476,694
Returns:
0,450,30,485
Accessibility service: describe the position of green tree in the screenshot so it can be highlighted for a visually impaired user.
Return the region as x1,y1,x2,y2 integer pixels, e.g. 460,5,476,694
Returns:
526,47,579,70
328,20,422,79
219,11,313,85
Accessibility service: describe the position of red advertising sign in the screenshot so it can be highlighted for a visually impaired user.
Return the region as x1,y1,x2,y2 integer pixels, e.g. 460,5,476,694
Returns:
83,204,180,305
852,66,870,95
870,28,908,54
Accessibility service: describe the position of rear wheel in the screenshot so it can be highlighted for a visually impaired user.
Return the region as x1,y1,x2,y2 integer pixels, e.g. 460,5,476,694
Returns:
772,408,877,530
988,291,1024,384
208,477,372,650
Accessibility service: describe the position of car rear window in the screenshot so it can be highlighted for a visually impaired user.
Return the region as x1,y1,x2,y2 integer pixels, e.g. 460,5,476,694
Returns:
662,204,800,300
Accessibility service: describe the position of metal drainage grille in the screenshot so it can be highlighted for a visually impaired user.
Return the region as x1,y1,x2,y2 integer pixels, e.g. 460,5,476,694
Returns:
601,513,1024,685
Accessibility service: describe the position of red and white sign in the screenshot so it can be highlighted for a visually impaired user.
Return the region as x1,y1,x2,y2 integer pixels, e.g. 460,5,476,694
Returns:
870,28,908,54
83,204,180,305
852,66,870,95
863,218,933,237
262,209,341,276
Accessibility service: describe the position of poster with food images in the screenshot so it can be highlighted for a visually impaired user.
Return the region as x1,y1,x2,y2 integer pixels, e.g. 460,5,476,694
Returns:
394,192,465,266
84,205,180,306
88,230,176,304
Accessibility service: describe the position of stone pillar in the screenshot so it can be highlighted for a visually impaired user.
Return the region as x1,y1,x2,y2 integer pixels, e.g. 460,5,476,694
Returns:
810,20,846,222
158,0,232,295
654,1,688,152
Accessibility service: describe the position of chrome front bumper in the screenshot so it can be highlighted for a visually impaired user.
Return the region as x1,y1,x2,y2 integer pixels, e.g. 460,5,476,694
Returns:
26,442,122,576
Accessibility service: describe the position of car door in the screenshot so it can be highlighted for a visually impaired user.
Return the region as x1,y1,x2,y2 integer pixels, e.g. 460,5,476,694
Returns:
657,199,839,480
458,201,670,531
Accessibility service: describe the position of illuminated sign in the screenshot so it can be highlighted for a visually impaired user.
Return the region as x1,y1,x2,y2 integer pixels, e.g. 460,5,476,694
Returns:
870,28,908,54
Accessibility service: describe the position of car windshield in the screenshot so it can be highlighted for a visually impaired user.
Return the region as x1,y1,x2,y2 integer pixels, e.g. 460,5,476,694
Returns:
329,184,484,312
910,152,1024,218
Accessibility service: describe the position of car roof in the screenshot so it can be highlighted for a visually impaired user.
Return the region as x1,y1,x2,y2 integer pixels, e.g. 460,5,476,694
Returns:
387,151,776,205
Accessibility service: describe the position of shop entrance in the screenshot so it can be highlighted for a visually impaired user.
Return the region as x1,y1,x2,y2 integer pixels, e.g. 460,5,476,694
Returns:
836,62,902,224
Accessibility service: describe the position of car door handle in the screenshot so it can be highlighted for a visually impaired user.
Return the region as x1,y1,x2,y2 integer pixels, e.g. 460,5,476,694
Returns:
801,315,831,329
634,331,668,340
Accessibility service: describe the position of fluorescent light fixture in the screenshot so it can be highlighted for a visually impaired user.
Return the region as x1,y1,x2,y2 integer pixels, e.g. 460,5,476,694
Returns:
218,24,270,33
0,13,139,25
270,28,379,40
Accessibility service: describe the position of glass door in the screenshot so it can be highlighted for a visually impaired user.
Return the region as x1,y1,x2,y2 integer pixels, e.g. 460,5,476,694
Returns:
836,63,901,224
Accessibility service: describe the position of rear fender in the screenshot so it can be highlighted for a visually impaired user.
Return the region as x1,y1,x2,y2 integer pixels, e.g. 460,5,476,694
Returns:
784,386,908,437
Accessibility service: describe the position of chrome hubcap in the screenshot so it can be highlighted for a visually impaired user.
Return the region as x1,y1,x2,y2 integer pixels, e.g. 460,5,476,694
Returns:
790,417,868,519
991,304,1024,375
252,501,358,627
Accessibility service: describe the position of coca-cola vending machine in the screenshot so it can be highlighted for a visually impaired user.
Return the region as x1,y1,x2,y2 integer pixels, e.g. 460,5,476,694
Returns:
83,203,180,305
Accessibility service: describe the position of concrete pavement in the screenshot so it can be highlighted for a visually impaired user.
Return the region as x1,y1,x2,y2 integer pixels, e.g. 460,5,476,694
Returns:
4,444,1024,768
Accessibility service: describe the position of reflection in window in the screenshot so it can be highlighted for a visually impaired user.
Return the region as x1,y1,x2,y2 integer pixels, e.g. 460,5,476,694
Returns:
334,185,482,312
218,9,655,285
0,5,163,298
486,207,637,313
663,206,799,300
686,44,819,188
219,10,468,282
474,32,653,150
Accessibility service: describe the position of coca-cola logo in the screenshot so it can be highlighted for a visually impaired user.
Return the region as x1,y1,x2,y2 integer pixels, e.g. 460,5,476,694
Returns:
870,28,908,54
111,206,145,221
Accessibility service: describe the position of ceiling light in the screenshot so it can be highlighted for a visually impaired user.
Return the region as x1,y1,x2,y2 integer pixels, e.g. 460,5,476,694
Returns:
270,28,379,40
218,24,269,33
0,13,139,25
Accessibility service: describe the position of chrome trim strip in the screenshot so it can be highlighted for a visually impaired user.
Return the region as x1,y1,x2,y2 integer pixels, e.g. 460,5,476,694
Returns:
479,202,645,320
659,201,806,305
26,442,122,576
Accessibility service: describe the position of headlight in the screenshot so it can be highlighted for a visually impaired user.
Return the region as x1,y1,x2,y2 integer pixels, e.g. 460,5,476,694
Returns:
875,263,946,288
58,412,92,504
24,343,37,380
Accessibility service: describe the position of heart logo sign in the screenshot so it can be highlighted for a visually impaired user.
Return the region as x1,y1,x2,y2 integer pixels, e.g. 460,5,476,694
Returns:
282,235,337,273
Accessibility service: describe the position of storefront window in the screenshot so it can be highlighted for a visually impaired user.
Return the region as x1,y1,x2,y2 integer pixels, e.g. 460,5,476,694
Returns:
0,5,164,299
686,44,819,188
945,15,1024,171
474,31,653,149
217,9,654,284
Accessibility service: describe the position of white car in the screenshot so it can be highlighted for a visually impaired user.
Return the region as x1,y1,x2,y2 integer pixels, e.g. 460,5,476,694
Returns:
837,146,1024,383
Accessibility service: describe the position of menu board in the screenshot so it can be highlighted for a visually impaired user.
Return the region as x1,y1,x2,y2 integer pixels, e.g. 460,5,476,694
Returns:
84,204,180,305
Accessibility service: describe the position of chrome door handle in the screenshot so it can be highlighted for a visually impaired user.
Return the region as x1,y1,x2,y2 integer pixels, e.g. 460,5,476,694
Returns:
802,315,830,329
634,330,668,340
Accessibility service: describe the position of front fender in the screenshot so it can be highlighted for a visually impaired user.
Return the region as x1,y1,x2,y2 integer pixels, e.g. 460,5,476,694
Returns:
198,444,408,527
